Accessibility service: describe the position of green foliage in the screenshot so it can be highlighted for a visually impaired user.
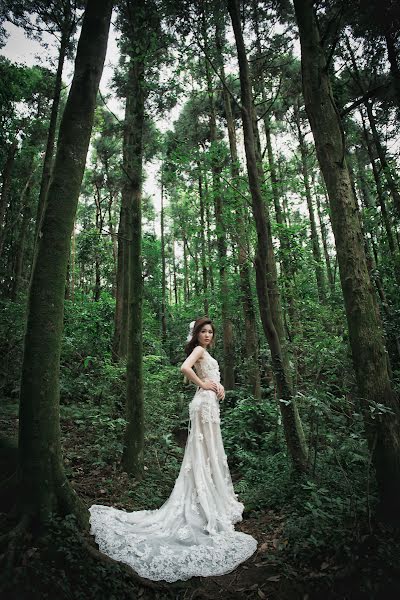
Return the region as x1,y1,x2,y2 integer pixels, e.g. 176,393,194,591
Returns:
0,56,54,150
1,514,167,600
0,298,26,399
220,386,374,563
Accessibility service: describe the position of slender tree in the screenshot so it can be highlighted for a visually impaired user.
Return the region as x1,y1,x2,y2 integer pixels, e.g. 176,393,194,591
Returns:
228,0,308,472
215,19,261,397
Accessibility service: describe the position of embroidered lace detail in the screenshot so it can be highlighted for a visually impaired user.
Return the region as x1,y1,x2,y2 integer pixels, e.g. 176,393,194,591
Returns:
200,400,220,424
90,503,257,582
89,351,257,582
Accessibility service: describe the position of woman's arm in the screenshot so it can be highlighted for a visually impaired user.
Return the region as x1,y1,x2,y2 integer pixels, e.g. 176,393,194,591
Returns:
180,346,218,393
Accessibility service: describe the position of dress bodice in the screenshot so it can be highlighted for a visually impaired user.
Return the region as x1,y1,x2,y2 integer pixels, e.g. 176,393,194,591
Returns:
194,350,220,383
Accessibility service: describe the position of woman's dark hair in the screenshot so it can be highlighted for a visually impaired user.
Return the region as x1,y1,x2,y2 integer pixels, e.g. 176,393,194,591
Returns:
184,317,215,356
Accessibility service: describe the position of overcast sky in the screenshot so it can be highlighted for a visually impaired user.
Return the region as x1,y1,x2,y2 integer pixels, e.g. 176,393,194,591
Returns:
1,17,172,235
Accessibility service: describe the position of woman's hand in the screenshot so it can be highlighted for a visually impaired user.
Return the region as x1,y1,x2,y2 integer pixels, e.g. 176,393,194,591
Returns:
216,383,225,401
201,380,219,394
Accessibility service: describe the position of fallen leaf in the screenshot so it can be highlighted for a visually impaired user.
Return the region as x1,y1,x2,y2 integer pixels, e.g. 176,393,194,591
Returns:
267,574,281,582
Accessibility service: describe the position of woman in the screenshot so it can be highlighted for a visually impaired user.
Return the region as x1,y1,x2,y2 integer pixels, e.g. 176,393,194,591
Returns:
89,317,257,582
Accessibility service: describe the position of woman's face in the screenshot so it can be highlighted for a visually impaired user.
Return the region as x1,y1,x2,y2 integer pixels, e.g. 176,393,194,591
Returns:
197,324,213,348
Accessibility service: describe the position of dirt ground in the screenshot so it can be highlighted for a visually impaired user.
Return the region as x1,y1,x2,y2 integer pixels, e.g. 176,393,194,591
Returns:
2,406,400,600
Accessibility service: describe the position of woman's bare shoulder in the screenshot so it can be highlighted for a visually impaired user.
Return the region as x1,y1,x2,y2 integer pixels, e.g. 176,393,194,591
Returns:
192,345,205,360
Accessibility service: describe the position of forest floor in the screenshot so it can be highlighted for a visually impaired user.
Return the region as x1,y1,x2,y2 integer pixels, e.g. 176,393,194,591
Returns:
2,403,400,600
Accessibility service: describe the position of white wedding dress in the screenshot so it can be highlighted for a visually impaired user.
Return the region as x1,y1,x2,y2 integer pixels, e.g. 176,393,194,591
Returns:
89,350,257,582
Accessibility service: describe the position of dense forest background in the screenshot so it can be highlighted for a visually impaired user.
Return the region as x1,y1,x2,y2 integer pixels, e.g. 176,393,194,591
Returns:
1,0,400,598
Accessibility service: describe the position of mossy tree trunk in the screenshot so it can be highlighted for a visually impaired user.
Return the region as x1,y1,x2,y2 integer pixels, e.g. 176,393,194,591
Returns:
120,0,148,478
294,0,400,522
17,0,113,530
228,0,308,472
0,139,18,259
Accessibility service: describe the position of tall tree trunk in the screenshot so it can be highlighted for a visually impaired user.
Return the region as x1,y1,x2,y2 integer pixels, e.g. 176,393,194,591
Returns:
108,196,117,297
228,0,308,471
0,139,18,258
315,187,334,294
364,100,400,219
160,168,167,341
384,29,400,109
251,1,298,327
294,0,400,521
263,117,299,331
346,36,400,219
93,185,103,301
355,149,400,364
215,20,260,397
198,163,209,315
172,237,178,305
17,0,113,528
183,235,189,303
11,169,35,299
359,109,400,280
120,2,146,478
204,174,214,292
113,195,129,359
203,36,235,389
294,105,326,301
33,26,70,254
70,220,76,302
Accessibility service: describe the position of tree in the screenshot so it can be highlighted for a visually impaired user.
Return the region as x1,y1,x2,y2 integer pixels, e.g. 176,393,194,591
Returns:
293,0,400,522
228,0,308,473
14,0,113,532
3,1,82,253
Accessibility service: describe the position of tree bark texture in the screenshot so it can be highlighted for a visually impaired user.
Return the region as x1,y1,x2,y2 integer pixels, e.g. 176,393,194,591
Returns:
17,0,113,528
120,0,146,478
33,25,70,255
294,0,400,521
0,139,18,258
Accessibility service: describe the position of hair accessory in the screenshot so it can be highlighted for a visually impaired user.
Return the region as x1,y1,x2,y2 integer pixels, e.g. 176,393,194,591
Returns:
186,320,196,342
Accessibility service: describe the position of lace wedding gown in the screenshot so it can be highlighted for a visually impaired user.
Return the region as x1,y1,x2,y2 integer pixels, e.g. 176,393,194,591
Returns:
89,350,257,582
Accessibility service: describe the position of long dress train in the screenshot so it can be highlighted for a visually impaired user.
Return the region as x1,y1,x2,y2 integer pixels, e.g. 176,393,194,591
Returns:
89,350,257,582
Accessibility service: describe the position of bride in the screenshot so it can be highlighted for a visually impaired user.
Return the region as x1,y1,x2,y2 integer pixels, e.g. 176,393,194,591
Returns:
89,317,257,582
